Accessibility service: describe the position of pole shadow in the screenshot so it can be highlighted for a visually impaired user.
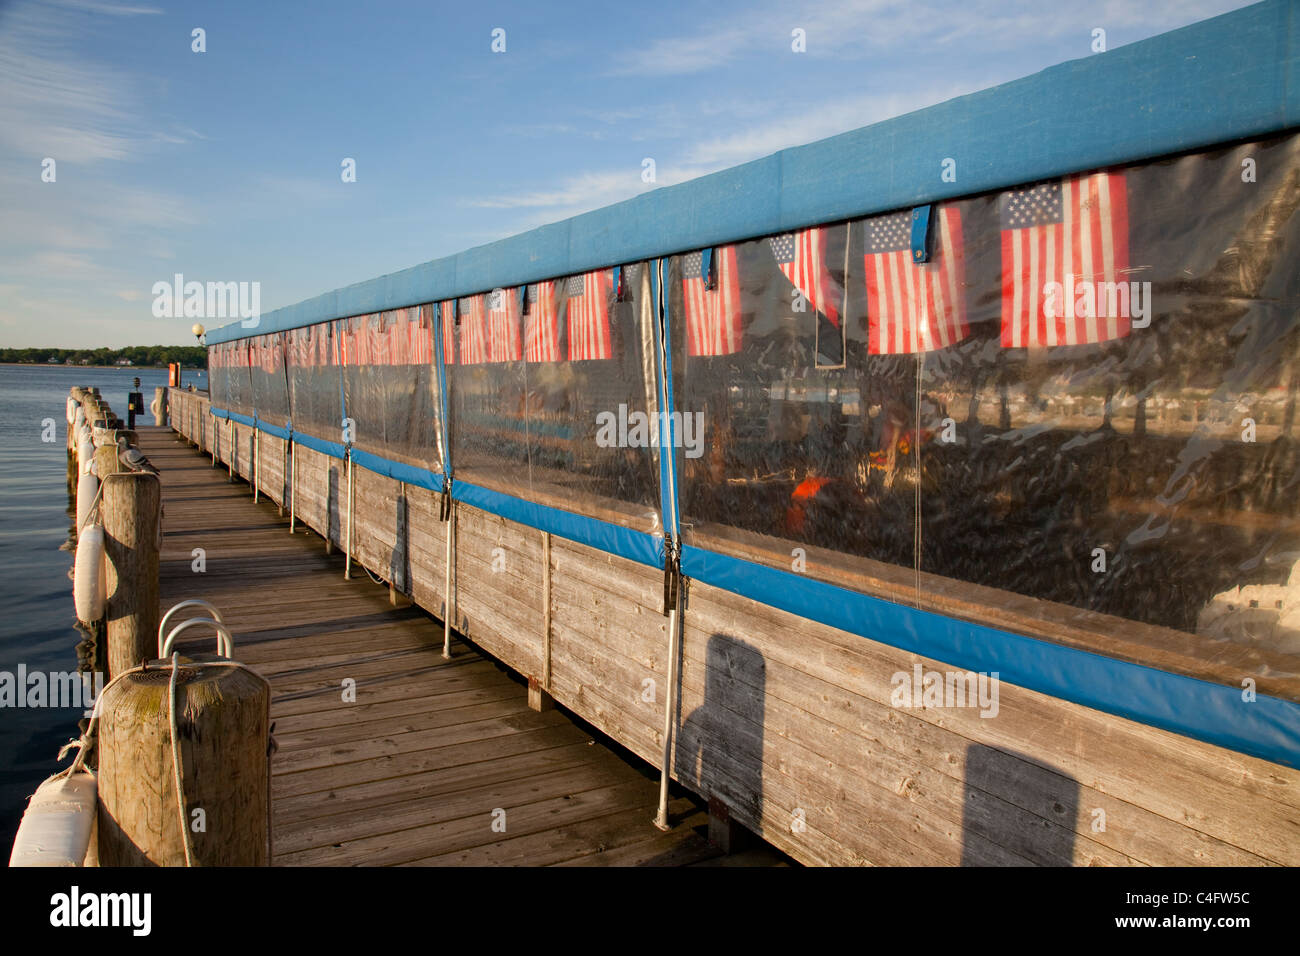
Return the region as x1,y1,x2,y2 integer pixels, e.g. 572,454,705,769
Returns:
961,743,1080,866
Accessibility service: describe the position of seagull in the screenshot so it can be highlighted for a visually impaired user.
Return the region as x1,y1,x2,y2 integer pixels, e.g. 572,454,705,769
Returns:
117,437,159,475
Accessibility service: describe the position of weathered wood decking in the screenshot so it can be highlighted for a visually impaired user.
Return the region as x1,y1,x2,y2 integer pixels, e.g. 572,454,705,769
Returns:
138,426,784,866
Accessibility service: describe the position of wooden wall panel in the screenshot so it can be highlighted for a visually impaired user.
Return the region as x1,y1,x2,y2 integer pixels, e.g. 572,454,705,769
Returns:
170,388,1300,868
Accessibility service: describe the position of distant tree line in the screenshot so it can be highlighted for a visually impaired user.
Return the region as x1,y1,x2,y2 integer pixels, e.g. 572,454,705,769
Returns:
0,345,207,368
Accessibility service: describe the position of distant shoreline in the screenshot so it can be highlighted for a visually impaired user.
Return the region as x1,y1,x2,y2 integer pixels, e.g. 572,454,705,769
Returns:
0,363,205,371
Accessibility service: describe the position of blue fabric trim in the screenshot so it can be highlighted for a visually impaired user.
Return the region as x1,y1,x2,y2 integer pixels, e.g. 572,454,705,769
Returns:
206,1,1300,346
211,406,231,420
227,410,256,428
452,481,664,567
350,447,442,490
256,420,292,440
679,545,1300,769
910,204,933,263
291,430,348,460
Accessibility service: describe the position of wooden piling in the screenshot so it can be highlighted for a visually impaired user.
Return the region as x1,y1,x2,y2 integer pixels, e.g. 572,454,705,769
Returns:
102,472,161,678
153,386,167,427
94,443,122,482
96,655,270,866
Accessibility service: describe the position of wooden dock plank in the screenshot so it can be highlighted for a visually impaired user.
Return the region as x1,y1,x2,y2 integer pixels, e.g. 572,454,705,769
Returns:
139,426,780,867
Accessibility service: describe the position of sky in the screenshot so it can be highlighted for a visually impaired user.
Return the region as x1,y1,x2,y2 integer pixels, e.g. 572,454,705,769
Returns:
0,0,1256,348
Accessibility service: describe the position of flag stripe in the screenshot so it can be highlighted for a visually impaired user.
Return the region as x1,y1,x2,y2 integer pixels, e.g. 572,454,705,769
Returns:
864,206,967,354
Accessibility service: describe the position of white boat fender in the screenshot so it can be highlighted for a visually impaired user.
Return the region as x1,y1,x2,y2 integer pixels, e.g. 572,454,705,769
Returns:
66,396,77,426
75,471,99,535
73,524,105,624
8,771,97,867
77,433,93,474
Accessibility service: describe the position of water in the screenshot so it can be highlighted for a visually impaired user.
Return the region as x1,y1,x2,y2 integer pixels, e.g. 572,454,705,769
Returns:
0,363,205,851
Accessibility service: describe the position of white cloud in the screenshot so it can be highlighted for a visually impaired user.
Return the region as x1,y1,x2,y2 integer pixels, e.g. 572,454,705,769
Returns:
0,0,190,164
610,0,1255,76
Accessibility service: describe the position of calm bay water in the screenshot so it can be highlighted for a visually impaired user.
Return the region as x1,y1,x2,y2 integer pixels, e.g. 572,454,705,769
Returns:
0,363,204,851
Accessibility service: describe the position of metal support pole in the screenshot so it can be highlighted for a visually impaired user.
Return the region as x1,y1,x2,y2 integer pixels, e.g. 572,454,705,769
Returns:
344,453,354,580
289,441,296,533
653,258,683,832
654,576,683,831
253,427,259,503
442,500,455,659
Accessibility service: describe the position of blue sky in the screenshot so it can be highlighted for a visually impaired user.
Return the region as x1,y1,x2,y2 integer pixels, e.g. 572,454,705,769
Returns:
0,0,1253,348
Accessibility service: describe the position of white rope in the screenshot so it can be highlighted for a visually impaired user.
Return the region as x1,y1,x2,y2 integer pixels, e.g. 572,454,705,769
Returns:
169,652,195,867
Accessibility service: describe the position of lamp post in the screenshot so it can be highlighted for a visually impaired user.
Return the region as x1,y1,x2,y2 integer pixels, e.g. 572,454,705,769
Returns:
192,324,206,394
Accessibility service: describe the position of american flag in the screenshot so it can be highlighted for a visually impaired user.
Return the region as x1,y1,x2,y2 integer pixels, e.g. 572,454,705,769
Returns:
439,300,457,365
769,228,841,326
525,281,560,362
266,334,283,373
486,288,523,362
341,315,379,367
314,323,332,367
681,246,742,356
380,307,430,366
864,206,968,354
565,270,612,361
413,305,433,366
458,295,488,365
1000,171,1130,347
337,319,353,366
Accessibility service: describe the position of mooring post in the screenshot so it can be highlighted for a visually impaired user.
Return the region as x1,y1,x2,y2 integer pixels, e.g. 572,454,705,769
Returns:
97,656,270,866
102,471,161,679
152,386,167,427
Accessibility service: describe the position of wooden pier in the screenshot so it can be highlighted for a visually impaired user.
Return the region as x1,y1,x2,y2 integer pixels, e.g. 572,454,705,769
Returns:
140,425,784,866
